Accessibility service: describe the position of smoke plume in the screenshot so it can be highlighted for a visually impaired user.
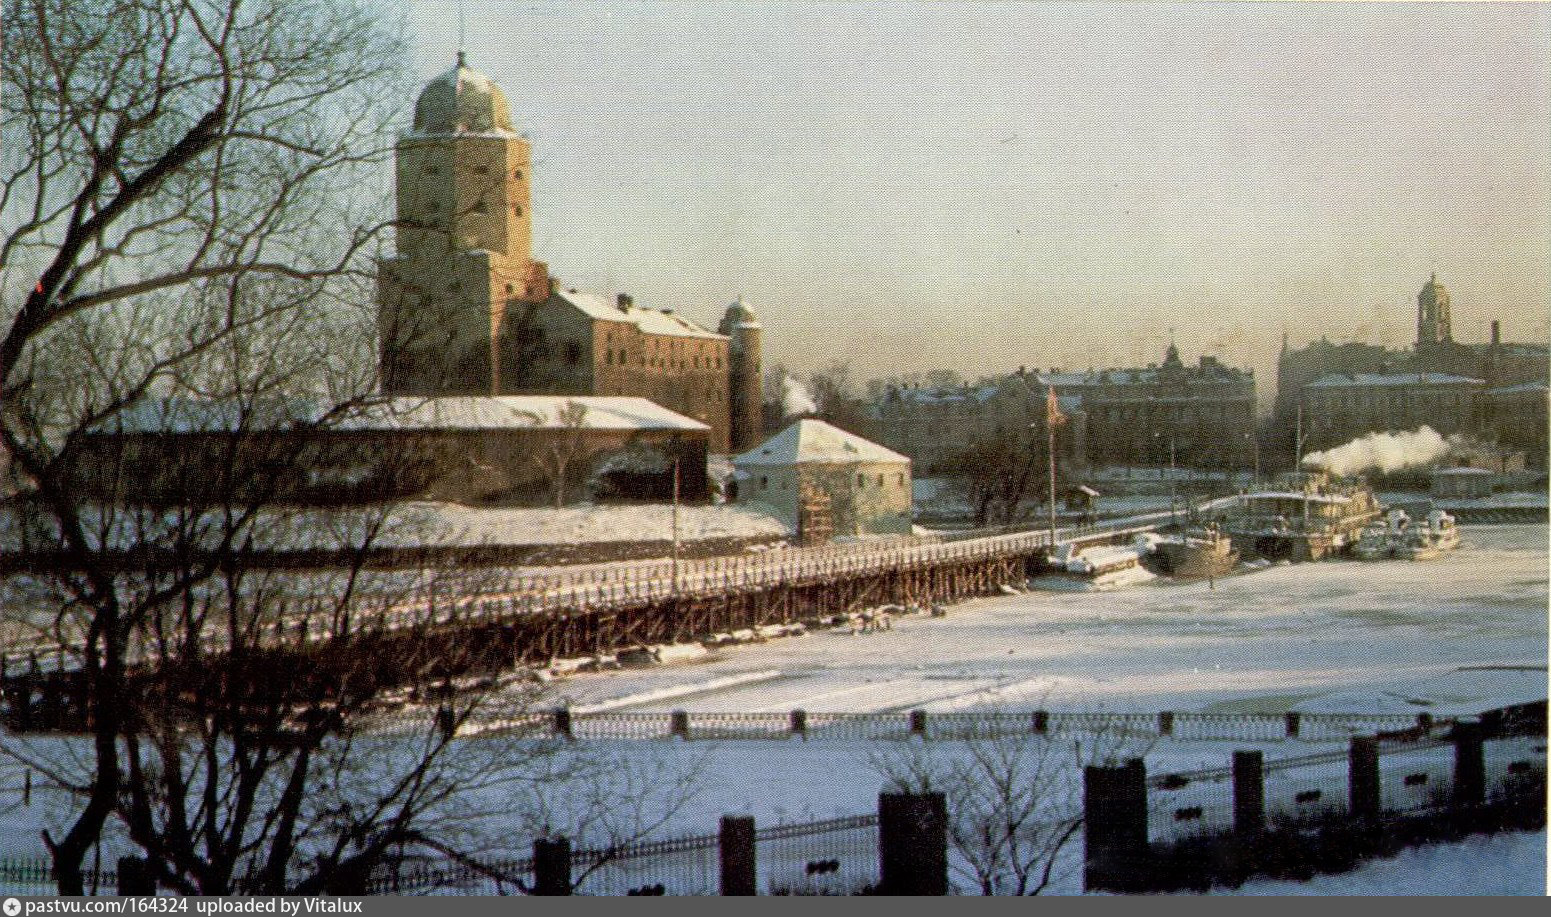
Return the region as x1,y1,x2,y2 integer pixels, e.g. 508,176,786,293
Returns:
781,374,818,420
1301,426,1452,476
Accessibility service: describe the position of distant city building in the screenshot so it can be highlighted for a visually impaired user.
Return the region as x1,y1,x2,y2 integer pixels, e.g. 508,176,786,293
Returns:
868,346,1254,473
1037,344,1256,470
1299,372,1484,452
1273,276,1549,462
377,57,762,453
732,419,913,539
1430,466,1494,500
1482,381,1550,470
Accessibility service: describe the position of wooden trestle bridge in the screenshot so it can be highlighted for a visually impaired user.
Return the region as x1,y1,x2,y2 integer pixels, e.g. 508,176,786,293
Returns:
2,505,1219,733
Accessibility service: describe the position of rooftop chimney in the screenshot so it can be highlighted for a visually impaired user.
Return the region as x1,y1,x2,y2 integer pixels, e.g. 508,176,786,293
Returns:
1491,320,1501,346
617,293,633,312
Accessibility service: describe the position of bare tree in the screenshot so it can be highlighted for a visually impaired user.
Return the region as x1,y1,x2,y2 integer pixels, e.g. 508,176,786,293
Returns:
869,720,1153,895
0,0,455,893
530,400,593,508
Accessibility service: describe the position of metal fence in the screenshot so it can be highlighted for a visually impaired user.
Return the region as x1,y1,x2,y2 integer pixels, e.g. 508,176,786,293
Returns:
5,730,1542,897
440,705,1438,743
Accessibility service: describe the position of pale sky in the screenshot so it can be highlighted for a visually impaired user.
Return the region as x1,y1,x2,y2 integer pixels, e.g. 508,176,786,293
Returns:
401,1,1550,404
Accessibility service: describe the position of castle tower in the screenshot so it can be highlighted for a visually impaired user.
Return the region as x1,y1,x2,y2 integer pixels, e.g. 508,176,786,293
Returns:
718,297,764,453
1416,273,1452,345
379,55,549,395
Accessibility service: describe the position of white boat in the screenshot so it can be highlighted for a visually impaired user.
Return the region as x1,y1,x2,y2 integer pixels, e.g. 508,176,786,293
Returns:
1042,540,1154,589
1395,510,1461,560
1353,509,1412,561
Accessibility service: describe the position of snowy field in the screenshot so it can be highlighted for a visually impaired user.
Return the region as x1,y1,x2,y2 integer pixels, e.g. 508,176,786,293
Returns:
535,524,1547,717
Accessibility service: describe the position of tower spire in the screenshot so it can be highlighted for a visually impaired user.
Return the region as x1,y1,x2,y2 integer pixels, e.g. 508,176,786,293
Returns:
457,0,467,65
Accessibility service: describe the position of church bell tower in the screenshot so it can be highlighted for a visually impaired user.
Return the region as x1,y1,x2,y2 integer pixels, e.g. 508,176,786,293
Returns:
1416,273,1452,346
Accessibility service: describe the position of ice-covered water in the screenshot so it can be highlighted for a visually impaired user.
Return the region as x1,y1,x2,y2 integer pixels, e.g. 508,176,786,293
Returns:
541,524,1547,716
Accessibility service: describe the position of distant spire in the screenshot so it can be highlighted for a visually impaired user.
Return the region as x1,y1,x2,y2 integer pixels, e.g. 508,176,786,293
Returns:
457,0,467,63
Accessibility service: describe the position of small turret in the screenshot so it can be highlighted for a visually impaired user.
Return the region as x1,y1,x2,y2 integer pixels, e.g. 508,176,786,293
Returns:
719,297,764,453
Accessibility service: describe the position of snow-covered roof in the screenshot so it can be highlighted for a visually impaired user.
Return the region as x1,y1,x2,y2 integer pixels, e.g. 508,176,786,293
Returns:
892,385,1000,406
733,419,911,467
1487,381,1549,396
1241,491,1352,504
101,396,709,434
1305,372,1484,388
410,56,519,138
557,289,724,340
1035,370,1132,386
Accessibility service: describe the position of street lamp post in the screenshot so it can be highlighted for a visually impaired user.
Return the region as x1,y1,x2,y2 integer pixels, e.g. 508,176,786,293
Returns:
670,457,681,599
1244,431,1260,489
1155,432,1177,519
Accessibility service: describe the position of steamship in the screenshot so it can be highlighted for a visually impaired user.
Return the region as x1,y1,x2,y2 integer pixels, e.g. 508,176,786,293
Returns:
1216,471,1382,562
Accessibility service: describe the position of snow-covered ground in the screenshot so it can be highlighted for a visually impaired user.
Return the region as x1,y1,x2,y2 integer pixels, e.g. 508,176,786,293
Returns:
533,524,1547,717
1176,830,1546,896
1,524,1543,894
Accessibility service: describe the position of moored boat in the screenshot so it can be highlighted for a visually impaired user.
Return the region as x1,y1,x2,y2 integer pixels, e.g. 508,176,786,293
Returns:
1150,524,1240,579
1353,509,1411,561
1040,539,1155,589
1395,510,1461,560
1216,471,1382,562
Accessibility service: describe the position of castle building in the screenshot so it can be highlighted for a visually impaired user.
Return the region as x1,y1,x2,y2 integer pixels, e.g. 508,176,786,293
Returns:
378,56,763,454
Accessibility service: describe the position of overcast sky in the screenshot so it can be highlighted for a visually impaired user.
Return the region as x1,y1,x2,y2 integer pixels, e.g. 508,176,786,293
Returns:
401,1,1550,401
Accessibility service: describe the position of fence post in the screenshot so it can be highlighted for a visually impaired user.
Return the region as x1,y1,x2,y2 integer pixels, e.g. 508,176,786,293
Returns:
790,709,807,740
1452,719,1485,808
719,815,757,896
1232,750,1264,837
1158,711,1174,737
117,856,154,895
553,708,573,740
1032,709,1049,734
1348,735,1381,822
532,837,572,895
909,709,927,738
670,709,690,740
1284,711,1301,739
1083,757,1149,893
878,791,947,895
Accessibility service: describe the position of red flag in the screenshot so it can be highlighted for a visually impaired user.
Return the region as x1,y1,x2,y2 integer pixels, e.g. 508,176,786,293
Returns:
1046,387,1066,427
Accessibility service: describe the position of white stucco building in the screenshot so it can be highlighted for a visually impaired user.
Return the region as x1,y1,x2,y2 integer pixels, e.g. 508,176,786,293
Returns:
732,419,913,540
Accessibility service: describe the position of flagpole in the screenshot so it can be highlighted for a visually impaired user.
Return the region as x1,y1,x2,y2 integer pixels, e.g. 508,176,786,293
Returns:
1048,409,1057,541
